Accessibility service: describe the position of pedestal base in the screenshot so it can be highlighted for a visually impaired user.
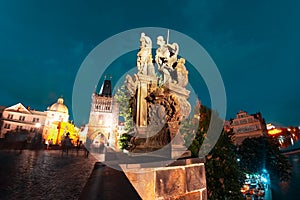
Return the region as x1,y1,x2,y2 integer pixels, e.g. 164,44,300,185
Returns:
121,157,207,200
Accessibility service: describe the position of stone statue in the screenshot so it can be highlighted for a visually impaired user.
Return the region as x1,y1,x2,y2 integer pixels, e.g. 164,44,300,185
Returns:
137,33,155,76
123,32,191,155
155,36,179,84
175,58,188,87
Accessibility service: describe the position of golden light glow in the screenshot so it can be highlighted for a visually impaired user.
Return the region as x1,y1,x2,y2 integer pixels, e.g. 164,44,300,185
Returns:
268,128,282,135
46,121,80,145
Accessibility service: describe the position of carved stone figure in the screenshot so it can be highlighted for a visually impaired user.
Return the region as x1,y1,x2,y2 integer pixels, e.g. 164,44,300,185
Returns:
175,58,188,87
137,33,155,76
124,32,191,154
155,36,180,84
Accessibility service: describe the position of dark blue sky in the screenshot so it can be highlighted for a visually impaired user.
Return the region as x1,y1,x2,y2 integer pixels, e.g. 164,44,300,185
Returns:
1,0,299,126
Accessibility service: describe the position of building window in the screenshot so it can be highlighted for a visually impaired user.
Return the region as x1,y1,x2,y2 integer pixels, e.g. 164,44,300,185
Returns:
240,119,247,124
19,116,25,121
233,121,239,125
248,118,253,123
7,114,13,119
33,118,40,123
4,123,11,129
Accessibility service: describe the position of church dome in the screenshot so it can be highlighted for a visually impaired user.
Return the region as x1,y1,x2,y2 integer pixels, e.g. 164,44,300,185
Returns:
48,98,68,114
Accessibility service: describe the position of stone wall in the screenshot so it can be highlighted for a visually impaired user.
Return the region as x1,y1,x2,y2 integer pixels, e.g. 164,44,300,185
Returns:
121,157,207,200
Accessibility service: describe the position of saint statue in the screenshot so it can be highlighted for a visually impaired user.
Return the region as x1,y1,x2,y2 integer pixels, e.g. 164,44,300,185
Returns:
175,58,188,87
155,35,179,84
137,33,155,76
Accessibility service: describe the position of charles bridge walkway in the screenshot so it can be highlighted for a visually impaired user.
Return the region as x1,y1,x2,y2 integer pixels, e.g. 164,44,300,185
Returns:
0,148,142,200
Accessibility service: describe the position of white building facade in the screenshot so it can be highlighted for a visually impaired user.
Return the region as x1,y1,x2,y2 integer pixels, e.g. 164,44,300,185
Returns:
0,98,69,141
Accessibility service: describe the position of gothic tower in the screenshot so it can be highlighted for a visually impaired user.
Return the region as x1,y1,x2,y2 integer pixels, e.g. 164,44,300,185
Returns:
87,78,119,149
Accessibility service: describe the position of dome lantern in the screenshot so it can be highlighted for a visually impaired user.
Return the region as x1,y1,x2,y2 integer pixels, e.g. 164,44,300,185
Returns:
48,98,68,114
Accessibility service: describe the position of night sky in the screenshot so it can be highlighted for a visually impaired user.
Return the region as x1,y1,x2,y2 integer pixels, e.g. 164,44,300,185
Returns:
1,0,300,127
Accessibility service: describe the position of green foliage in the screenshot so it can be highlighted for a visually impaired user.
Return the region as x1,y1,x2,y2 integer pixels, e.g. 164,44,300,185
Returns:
186,103,210,157
114,85,134,132
237,136,292,182
187,103,244,199
205,130,244,200
118,133,132,150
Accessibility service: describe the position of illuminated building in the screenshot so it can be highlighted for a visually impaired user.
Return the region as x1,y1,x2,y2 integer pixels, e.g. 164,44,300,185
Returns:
0,103,46,138
230,110,267,145
267,123,300,148
0,106,6,133
0,97,78,144
43,98,70,144
87,78,119,149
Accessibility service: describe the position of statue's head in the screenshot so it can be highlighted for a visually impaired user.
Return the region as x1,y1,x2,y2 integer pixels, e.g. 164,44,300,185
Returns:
178,58,185,64
157,36,165,46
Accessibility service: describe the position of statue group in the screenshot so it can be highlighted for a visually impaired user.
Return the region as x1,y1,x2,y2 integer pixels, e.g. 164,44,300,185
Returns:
136,32,188,87
125,32,191,157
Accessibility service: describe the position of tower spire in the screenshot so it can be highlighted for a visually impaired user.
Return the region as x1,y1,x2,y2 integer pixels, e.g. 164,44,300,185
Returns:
99,79,112,97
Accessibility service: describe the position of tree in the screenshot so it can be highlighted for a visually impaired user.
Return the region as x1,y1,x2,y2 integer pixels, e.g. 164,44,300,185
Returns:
205,130,244,199
115,85,135,149
117,133,132,150
188,105,244,199
237,136,292,182
114,85,134,132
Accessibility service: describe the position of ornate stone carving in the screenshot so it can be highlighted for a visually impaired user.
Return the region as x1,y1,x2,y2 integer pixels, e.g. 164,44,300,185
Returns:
123,32,192,156
125,74,137,97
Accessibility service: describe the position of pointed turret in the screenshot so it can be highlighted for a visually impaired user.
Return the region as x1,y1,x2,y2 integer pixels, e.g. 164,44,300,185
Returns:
99,79,112,97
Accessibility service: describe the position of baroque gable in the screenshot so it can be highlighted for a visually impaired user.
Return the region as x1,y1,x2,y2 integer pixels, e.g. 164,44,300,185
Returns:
5,103,31,114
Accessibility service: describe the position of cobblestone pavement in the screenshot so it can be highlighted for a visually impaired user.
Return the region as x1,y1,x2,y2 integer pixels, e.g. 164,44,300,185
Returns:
0,149,97,200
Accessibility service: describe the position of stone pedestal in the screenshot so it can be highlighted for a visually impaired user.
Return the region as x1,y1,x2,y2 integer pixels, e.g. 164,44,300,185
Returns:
164,83,191,159
136,74,157,133
121,157,207,200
